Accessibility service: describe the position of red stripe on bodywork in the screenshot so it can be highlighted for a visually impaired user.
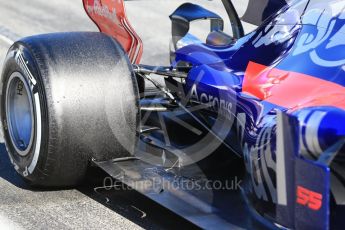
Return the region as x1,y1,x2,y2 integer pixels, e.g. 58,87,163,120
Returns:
243,61,345,111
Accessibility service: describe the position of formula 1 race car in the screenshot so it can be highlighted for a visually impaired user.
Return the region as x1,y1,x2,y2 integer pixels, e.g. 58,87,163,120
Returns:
1,0,344,229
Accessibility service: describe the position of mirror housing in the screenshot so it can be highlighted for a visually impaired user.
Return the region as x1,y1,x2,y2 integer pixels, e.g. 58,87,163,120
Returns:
169,3,224,61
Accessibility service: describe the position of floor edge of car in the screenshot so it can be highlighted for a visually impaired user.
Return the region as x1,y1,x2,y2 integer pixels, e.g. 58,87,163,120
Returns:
93,158,274,230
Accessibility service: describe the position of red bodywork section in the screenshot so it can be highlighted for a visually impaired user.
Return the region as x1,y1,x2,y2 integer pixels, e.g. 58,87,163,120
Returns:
83,0,143,64
243,61,345,111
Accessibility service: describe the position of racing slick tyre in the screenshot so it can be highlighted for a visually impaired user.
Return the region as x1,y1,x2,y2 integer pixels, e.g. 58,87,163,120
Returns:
0,32,140,187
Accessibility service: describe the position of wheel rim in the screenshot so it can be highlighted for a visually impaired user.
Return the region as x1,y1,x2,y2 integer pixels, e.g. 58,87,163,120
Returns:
6,72,35,157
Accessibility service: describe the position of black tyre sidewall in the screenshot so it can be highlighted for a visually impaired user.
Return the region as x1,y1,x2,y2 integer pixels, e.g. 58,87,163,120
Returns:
1,32,140,187
1,43,50,181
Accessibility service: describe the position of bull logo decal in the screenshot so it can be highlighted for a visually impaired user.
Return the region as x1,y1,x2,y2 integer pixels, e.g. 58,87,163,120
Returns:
293,4,345,67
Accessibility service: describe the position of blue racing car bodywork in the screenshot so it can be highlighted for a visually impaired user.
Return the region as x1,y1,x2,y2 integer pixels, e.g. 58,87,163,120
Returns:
7,0,345,229
171,0,345,229
83,0,345,229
